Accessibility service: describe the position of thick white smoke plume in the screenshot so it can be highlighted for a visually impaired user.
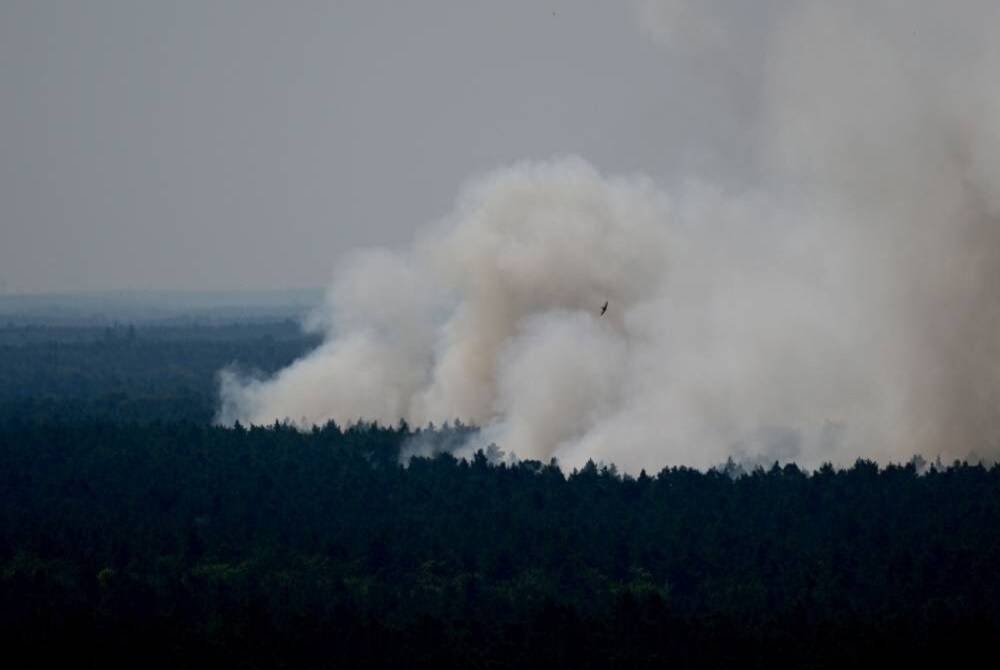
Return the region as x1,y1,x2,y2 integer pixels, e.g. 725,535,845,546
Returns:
220,1,1000,472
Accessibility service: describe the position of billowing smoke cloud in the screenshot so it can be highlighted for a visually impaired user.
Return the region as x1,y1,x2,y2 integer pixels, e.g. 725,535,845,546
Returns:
219,1,1000,471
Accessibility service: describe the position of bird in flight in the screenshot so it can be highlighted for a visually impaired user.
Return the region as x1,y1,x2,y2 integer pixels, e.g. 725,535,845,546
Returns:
600,301,608,316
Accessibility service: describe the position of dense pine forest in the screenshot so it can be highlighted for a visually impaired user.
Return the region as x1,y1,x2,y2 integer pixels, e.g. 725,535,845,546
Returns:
2,321,999,667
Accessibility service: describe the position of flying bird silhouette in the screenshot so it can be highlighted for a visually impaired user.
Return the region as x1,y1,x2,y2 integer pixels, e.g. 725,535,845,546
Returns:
600,301,608,316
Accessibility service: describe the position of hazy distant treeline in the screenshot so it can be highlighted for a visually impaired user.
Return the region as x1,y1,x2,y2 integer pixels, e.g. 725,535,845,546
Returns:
0,289,324,327
0,321,319,423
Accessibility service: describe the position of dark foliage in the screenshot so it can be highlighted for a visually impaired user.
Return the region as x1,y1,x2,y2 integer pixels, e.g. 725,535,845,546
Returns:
2,419,999,667
2,322,999,667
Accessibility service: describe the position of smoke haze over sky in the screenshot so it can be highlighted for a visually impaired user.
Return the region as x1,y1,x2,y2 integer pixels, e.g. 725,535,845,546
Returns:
2,0,747,293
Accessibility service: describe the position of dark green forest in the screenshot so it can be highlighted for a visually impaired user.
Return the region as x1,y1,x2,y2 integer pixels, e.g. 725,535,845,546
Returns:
2,321,999,667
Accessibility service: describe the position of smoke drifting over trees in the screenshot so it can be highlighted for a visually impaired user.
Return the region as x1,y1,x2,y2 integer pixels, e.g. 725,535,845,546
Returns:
220,1,1000,471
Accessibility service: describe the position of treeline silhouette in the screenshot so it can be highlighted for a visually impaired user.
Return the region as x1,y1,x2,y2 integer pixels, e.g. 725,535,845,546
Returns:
2,417,999,668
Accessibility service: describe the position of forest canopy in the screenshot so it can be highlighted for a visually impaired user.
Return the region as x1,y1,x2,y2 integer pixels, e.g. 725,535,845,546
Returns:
1,321,998,667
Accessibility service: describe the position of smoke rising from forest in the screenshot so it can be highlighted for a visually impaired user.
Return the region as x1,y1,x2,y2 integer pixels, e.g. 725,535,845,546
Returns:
218,1,1000,471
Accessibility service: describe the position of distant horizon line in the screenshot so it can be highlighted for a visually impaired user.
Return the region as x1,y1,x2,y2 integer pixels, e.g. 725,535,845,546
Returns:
0,286,326,299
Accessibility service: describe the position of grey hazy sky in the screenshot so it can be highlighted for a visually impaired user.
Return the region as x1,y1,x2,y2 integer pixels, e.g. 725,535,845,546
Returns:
0,0,761,293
